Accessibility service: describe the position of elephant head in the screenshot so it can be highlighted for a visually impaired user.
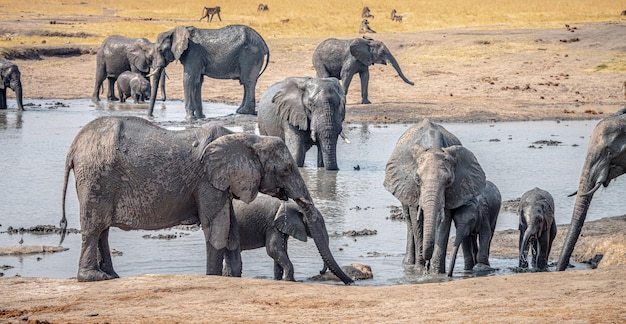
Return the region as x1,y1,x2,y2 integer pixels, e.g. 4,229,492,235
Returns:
0,61,23,111
557,114,626,270
272,77,346,170
128,39,156,74
519,188,554,268
203,133,353,284
149,26,189,112
350,37,414,86
385,134,486,266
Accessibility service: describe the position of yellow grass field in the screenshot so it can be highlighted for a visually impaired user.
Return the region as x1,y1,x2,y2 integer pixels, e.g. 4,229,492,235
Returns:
1,0,625,47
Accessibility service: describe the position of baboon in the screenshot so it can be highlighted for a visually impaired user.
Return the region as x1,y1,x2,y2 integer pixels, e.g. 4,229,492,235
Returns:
199,6,222,22
359,19,376,34
362,7,374,19
258,4,269,12
391,9,403,22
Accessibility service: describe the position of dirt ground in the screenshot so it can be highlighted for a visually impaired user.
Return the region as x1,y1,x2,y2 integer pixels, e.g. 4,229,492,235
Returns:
2,21,626,323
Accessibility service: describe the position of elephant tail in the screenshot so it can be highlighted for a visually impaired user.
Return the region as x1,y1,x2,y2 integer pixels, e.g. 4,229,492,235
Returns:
259,49,270,77
59,155,73,246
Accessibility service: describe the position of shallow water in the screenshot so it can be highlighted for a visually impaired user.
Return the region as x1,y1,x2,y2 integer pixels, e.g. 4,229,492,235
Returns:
1,99,617,285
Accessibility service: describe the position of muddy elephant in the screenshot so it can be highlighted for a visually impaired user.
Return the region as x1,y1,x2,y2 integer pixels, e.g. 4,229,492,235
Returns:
557,113,626,271
518,187,557,271
148,25,270,119
224,195,331,281
116,71,151,103
60,116,352,284
92,35,165,102
384,119,486,274
312,36,413,104
448,181,501,277
0,58,23,111
258,77,347,170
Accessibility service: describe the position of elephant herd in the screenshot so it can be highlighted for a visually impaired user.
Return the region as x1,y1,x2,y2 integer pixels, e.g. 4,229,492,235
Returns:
2,23,622,283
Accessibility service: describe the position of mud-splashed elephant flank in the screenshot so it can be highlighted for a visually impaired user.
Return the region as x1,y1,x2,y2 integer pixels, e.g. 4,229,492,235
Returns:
312,36,413,104
557,113,626,271
258,77,347,170
148,25,270,120
384,119,486,274
224,195,334,281
59,116,351,284
0,58,24,111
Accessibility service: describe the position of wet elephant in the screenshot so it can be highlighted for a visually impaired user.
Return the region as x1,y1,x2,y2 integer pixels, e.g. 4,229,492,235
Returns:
258,76,347,170
519,187,556,271
60,116,352,284
312,36,413,104
0,58,23,111
384,118,486,274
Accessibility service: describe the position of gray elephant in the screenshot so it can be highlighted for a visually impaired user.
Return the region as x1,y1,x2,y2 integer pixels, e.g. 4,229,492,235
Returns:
518,187,557,271
384,119,486,274
116,71,151,103
59,116,352,284
258,77,347,170
224,195,330,281
148,25,270,119
557,113,626,271
448,181,501,277
0,58,24,111
312,36,414,104
92,35,166,102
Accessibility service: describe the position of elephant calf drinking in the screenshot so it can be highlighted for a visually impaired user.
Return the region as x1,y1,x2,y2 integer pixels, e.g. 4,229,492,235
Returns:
518,187,557,271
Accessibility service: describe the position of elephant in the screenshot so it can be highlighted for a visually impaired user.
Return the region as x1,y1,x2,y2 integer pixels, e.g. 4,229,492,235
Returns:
384,118,486,274
0,58,24,111
518,187,557,271
224,194,331,281
92,35,166,102
116,71,151,103
557,113,626,271
257,76,347,170
312,36,414,104
148,25,270,119
59,116,353,284
448,180,501,277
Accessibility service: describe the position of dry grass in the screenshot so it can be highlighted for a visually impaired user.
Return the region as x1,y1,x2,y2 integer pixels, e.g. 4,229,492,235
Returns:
0,0,624,47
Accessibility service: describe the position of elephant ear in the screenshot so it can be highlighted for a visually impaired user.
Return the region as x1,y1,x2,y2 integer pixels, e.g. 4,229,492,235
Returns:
128,44,150,73
443,146,486,209
350,38,374,66
204,134,261,204
384,143,421,206
272,77,311,131
326,77,347,122
274,202,308,242
168,26,190,61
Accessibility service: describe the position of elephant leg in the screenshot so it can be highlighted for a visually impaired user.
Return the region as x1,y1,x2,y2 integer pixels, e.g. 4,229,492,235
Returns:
183,69,203,120
476,231,492,266
0,88,6,109
223,247,242,277
402,205,415,265
267,234,294,281
284,126,307,167
461,236,475,270
547,221,557,262
236,79,258,115
359,69,371,104
431,210,452,274
205,244,225,275
340,71,355,98
236,58,261,115
316,145,325,168
537,233,550,270
78,225,115,282
97,228,119,278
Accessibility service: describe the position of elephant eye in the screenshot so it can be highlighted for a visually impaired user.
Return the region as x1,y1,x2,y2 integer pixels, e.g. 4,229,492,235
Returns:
414,175,421,186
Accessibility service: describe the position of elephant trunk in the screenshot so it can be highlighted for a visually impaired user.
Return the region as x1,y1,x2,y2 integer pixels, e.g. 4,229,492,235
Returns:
447,244,460,277
11,80,23,111
296,199,353,285
557,167,596,271
148,67,163,116
519,228,534,267
386,54,414,86
421,191,443,262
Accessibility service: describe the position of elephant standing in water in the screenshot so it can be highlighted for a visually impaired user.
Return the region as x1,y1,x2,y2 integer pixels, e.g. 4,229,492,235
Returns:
557,113,626,271
258,77,347,170
224,195,331,281
116,71,151,103
92,35,166,102
60,116,352,284
312,36,413,104
519,187,556,271
148,25,270,119
384,119,486,274
448,181,501,277
0,58,24,111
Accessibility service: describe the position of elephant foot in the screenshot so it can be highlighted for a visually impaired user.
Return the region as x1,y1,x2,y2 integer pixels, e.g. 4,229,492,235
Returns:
360,99,372,104
77,268,117,282
472,263,497,273
107,96,119,102
236,106,257,115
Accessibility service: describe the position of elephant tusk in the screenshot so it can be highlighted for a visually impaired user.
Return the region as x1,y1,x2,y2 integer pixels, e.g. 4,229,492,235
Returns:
146,67,162,78
580,182,601,197
340,132,350,144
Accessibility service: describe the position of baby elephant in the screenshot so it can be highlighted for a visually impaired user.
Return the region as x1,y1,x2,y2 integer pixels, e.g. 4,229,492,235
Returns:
518,187,557,271
116,71,151,103
226,195,330,281
448,181,501,276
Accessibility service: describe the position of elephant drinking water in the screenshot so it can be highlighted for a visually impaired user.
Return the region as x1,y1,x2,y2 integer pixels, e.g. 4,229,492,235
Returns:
60,116,352,284
0,58,24,111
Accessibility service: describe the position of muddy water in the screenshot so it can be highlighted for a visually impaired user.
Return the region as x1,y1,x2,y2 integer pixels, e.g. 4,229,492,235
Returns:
1,99,615,285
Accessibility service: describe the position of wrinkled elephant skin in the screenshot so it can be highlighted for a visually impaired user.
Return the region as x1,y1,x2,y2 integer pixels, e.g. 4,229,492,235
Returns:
518,187,557,271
